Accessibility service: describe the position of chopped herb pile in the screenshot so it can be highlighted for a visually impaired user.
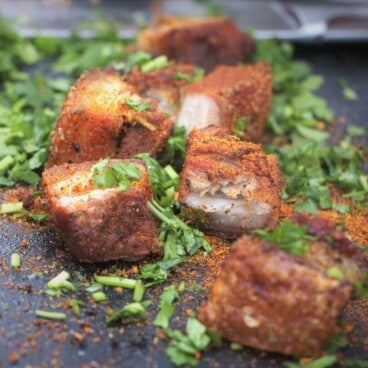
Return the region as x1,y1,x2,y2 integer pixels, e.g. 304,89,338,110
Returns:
136,153,211,286
255,39,367,210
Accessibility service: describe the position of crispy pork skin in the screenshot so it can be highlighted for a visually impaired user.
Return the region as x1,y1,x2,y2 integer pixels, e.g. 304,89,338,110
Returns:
198,235,354,357
176,62,272,141
178,128,283,238
124,64,200,115
46,68,174,167
41,159,161,263
136,15,254,72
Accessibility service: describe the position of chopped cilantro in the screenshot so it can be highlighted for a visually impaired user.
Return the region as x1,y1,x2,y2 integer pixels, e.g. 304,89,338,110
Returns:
255,39,333,135
153,285,180,329
173,67,205,83
140,55,171,73
232,116,249,138
284,355,338,368
338,78,358,101
91,158,142,192
106,302,147,326
159,125,187,172
254,220,313,256
125,97,151,111
166,317,212,367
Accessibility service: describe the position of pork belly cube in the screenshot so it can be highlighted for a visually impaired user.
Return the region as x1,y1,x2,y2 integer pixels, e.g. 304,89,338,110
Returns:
124,63,201,115
178,128,283,238
46,68,174,167
198,235,354,357
293,213,368,285
136,15,254,72
41,159,160,263
177,62,272,141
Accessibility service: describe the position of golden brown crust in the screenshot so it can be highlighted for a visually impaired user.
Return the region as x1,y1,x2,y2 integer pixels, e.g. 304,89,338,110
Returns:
46,68,174,167
179,62,272,141
41,159,161,263
136,15,254,72
198,235,354,357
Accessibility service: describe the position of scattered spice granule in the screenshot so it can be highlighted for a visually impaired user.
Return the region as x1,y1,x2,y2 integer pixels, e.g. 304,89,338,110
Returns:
71,331,85,343
82,325,93,334
344,324,354,334
7,351,20,364
345,212,368,247
185,308,193,316
92,336,101,344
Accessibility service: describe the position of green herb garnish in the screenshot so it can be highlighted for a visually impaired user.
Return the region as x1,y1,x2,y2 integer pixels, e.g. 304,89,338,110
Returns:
153,285,180,329
284,355,338,368
173,67,205,83
125,97,151,111
94,275,137,289
47,270,75,292
141,55,171,73
91,158,142,192
10,252,21,268
166,317,212,367
338,78,358,101
254,220,313,256
35,310,67,321
106,302,147,326
232,116,249,138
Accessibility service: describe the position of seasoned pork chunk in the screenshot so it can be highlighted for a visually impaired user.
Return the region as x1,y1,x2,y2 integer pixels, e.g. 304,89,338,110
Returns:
178,128,283,238
124,63,201,115
176,62,272,141
136,14,254,72
41,159,161,263
46,68,174,167
198,234,354,357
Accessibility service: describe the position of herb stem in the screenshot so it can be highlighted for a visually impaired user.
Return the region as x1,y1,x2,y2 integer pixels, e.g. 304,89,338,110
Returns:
35,310,67,320
10,252,21,268
47,271,75,291
95,275,137,289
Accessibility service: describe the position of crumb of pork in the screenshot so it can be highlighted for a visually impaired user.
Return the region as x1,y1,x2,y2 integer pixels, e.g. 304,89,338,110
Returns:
178,127,283,238
123,63,200,115
136,14,254,72
41,159,161,263
177,62,272,141
198,235,354,357
46,68,174,167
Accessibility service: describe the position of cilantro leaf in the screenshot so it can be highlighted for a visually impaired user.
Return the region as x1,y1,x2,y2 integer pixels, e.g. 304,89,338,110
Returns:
91,158,142,191
254,220,313,256
153,285,180,329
